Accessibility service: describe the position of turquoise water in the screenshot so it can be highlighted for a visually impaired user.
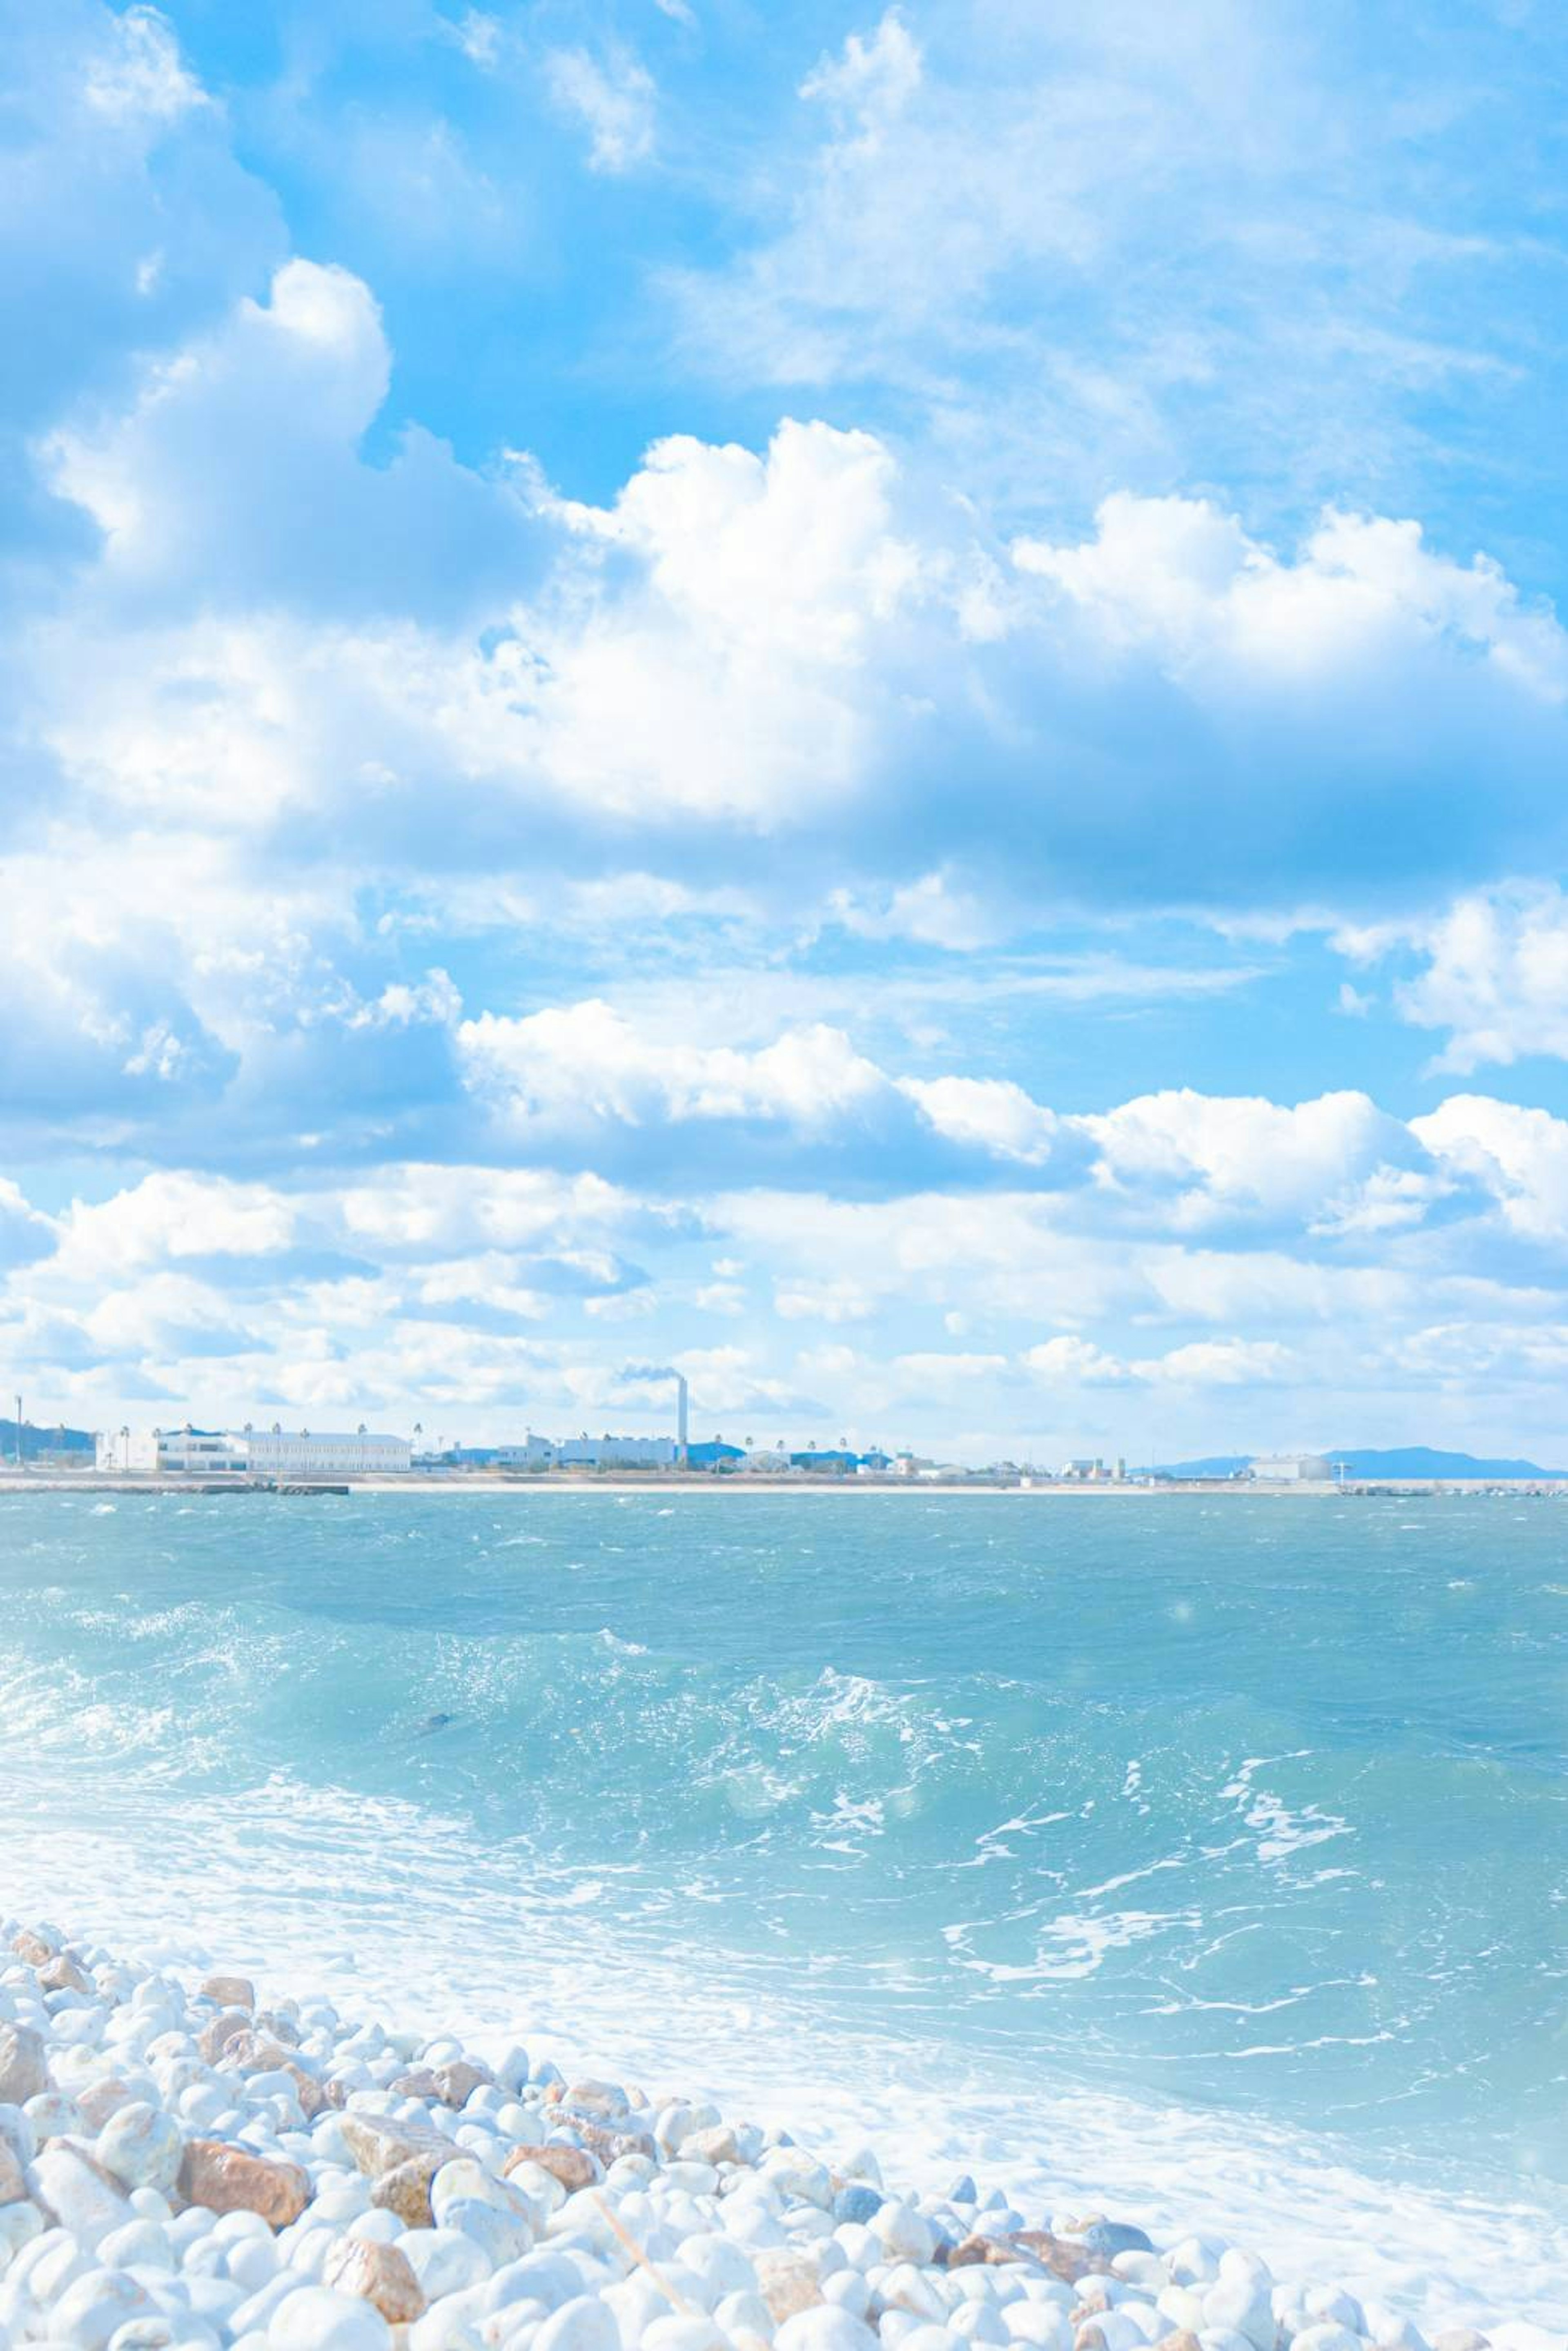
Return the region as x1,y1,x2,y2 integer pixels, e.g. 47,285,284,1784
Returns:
3,1489,1566,2313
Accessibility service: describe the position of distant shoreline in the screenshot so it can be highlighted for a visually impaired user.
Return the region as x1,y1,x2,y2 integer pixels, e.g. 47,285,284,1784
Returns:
2,1471,1566,1497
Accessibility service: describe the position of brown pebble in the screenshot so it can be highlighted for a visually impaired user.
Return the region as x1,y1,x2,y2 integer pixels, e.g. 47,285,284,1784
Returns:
1154,2334,1205,2351
323,2235,427,2322
255,2010,301,2048
340,2112,454,2180
200,1975,255,2011
568,2116,656,2165
503,2143,599,2193
753,2247,822,2322
10,1930,55,1968
1011,2231,1105,2284
284,2062,327,2121
0,2023,51,2105
433,2059,492,2108
36,1954,91,1996
949,2231,1101,2284
220,2030,298,2075
197,2009,253,2064
388,2067,444,2102
369,2151,445,2227
77,2076,137,2128
0,2140,27,2205
178,2139,308,2228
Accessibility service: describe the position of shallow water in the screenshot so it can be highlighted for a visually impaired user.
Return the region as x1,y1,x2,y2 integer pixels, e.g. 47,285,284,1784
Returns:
3,1489,1566,2322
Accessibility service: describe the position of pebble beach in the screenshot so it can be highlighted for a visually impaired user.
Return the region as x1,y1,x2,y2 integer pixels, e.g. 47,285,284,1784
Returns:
0,1919,1560,2351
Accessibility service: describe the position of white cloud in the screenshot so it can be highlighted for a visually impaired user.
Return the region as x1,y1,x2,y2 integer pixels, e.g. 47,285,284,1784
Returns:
459,1000,889,1133
800,12,922,137
1412,1096,1568,1245
54,1172,298,1281
1014,496,1568,703
1347,886,1568,1073
1137,1337,1294,1386
84,5,205,125
1024,1336,1129,1386
901,1075,1058,1164
545,47,656,174
1080,1087,1411,1231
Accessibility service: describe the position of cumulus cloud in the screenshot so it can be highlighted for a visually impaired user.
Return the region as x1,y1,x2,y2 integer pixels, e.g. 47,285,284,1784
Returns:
22,243,1568,928
1014,496,1568,704
1336,886,1568,1073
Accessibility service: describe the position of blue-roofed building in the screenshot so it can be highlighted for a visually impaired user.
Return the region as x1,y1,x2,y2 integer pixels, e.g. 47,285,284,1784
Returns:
686,1440,746,1471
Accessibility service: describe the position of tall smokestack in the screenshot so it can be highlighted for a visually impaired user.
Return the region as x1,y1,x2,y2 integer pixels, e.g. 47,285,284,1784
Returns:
676,1373,688,1461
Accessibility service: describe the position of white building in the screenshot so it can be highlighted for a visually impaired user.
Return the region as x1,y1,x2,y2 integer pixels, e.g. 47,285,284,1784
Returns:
96,1427,248,1474
1247,1453,1333,1483
97,1426,411,1477
247,1428,411,1478
553,1435,680,1469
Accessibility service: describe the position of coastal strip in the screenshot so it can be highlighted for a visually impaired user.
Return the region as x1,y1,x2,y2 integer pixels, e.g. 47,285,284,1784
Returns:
0,1921,1557,2351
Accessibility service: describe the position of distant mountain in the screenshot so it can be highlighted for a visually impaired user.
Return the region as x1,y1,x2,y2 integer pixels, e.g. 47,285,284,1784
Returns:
1153,1455,1251,1478
1154,1445,1568,1480
0,1418,94,1461
1325,1445,1568,1480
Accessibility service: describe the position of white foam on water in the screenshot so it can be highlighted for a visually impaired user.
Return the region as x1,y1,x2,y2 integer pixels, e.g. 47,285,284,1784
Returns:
7,1789,1567,2335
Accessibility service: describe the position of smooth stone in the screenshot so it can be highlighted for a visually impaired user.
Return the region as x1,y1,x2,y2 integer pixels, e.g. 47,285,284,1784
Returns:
835,2191,884,2230
1303,2294,1364,2333
322,2238,426,2325
1083,2231,1154,2262
503,2150,596,2198
48,2265,155,2350
445,2202,534,2269
1164,2251,1222,2293
230,2237,283,2291
178,2144,308,2228
642,2324,729,2351
824,2274,874,2321
24,2093,83,2146
231,2275,310,2336
677,2232,757,2301
0,2030,50,2107
98,2222,175,2273
97,2105,184,2193
880,2266,947,2324
266,2284,393,2350
950,2303,1010,2345
531,2294,621,2351
1200,2282,1274,2351
1004,2311,1072,2351
32,2141,133,2247
1289,2331,1364,2351
401,2229,494,2300
777,2310,881,2351
755,2249,824,2323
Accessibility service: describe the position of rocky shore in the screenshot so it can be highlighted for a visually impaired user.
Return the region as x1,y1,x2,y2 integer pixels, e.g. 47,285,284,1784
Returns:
0,1919,1558,2351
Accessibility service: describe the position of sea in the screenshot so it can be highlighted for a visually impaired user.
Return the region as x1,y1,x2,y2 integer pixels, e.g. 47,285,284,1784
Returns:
2,1488,1566,2327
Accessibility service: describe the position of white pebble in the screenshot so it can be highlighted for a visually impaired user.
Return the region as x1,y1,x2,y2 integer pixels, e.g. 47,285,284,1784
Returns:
776,2310,880,2351
266,2284,393,2349
532,2293,621,2351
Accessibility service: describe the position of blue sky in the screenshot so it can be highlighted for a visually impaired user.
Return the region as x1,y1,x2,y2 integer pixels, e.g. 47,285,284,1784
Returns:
7,0,1568,1460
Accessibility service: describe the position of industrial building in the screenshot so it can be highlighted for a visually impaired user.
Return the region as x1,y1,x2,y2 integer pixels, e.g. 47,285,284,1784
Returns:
552,1434,682,1469
1247,1454,1333,1483
96,1426,411,1477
